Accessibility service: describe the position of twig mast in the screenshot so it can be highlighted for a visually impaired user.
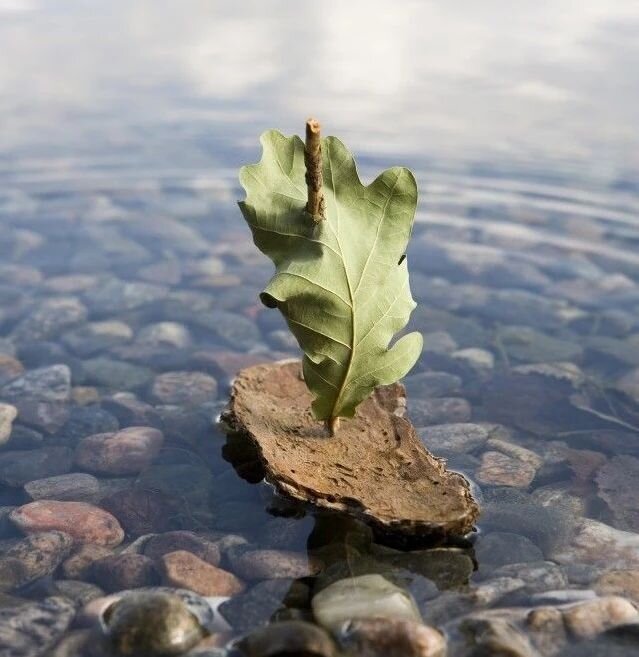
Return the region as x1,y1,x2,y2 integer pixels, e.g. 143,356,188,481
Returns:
304,118,326,222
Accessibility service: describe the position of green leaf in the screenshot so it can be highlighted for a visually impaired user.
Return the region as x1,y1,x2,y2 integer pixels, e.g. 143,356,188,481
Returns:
239,130,423,422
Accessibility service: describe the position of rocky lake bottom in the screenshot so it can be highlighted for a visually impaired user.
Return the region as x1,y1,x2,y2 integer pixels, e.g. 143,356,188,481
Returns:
0,171,639,657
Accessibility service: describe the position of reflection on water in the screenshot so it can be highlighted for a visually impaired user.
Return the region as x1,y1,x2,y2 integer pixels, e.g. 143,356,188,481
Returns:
1,2,639,656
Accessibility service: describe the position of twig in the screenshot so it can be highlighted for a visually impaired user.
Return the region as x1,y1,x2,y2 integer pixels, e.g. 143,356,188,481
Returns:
304,118,326,222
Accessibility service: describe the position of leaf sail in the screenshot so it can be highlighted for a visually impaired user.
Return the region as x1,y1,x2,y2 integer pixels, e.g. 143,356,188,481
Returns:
239,130,423,421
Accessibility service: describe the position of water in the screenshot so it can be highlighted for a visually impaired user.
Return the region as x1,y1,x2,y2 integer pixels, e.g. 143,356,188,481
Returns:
1,1,639,655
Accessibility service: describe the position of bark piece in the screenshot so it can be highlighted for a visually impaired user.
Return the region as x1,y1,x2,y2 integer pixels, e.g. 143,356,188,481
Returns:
224,361,479,539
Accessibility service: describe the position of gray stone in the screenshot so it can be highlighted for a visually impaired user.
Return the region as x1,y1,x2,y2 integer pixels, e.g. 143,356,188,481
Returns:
596,455,639,532
150,371,218,406
54,579,104,606
476,532,544,568
81,358,153,391
58,406,120,446
0,531,74,592
1,364,71,402
24,473,100,502
419,423,490,454
62,320,133,356
409,397,472,426
0,596,76,657
11,297,87,342
91,553,159,592
137,322,192,349
312,574,420,633
403,371,462,398
0,447,73,487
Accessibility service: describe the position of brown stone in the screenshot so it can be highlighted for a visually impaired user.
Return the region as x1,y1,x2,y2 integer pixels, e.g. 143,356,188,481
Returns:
144,531,221,567
595,569,639,603
62,544,114,580
9,501,125,547
339,617,446,657
90,553,159,592
74,426,164,475
223,361,479,538
562,595,639,639
159,550,245,596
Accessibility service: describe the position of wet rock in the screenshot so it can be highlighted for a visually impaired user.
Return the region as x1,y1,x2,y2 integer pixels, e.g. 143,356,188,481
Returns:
459,614,537,657
0,355,24,386
62,320,133,356
477,439,543,488
228,548,322,580
10,501,124,547
104,590,206,656
531,482,586,517
498,325,583,363
150,371,218,406
403,371,462,398
408,397,471,426
219,579,310,633
0,405,17,445
452,347,495,374
5,425,43,450
0,596,76,657
159,550,245,596
137,322,192,350
0,531,73,591
338,617,446,657
61,544,114,580
54,579,105,606
100,488,175,536
81,357,153,391
197,310,261,351
596,455,639,532
312,574,420,633
238,620,336,657
84,278,168,315
1,364,71,402
419,423,490,454
476,532,544,568
595,570,639,604
24,473,100,502
551,518,639,569
11,297,88,342
91,553,159,592
226,362,478,539
0,446,73,487
260,516,315,550
492,561,568,594
58,406,120,447
561,596,639,639
144,531,221,567
101,393,162,428
74,426,164,475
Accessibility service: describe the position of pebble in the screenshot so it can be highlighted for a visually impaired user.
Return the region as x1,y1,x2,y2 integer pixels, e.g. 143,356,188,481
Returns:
228,548,323,580
24,472,100,502
104,590,206,656
0,354,24,386
0,531,74,591
74,426,164,475
238,620,336,657
0,364,71,402
596,455,639,532
477,440,543,488
312,574,421,633
100,488,175,536
338,617,446,657
409,397,472,426
61,544,114,580
159,550,245,596
595,569,639,604
62,320,133,356
9,501,124,547
11,297,87,342
102,392,162,427
551,518,639,569
54,579,105,606
418,423,490,454
150,371,218,406
91,553,159,592
0,446,73,487
403,371,462,398
0,404,17,445
81,357,154,391
0,596,76,657
219,579,310,633
476,531,544,568
452,347,495,373
144,531,221,567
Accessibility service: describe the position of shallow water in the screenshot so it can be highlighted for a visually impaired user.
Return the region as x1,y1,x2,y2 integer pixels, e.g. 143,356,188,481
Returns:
1,2,639,656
